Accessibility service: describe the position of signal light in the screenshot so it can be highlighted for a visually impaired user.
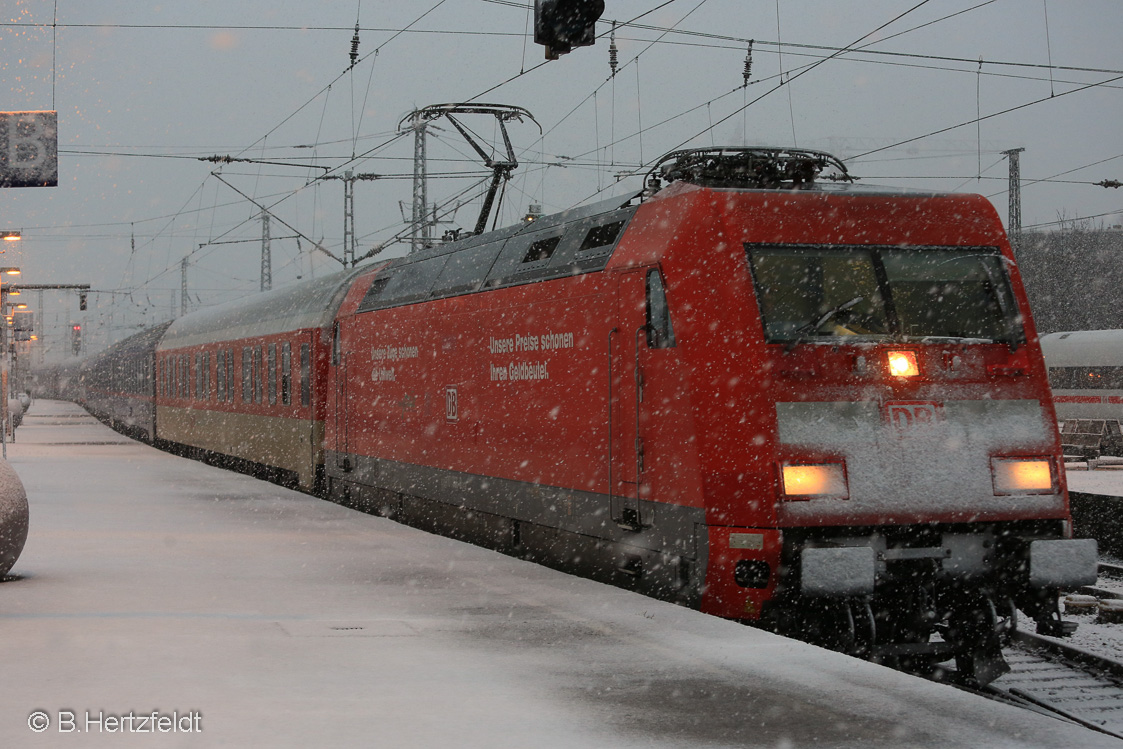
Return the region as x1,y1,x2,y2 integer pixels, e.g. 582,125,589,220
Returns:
71,324,82,355
534,0,605,60
79,292,87,311
887,350,920,377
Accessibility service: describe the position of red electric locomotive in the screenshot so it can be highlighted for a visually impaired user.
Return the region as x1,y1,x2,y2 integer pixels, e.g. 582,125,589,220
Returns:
323,148,1096,683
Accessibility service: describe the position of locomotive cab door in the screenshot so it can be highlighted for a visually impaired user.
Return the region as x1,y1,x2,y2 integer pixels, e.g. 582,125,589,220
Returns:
610,266,676,529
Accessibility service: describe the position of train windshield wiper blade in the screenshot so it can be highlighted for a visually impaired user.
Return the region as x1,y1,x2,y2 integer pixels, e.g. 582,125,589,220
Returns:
785,296,864,350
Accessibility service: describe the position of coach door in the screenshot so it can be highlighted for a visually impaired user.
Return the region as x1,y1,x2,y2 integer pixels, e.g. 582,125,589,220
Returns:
332,323,352,472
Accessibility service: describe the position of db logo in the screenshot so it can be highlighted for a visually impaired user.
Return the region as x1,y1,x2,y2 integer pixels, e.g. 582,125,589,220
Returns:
445,386,458,422
886,401,941,430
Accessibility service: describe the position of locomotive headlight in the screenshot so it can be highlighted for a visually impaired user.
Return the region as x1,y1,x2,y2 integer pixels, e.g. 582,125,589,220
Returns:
991,457,1055,495
780,462,849,500
886,350,920,378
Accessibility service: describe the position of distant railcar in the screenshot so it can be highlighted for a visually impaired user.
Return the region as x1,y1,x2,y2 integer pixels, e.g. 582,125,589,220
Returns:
80,321,171,441
1040,329,1123,422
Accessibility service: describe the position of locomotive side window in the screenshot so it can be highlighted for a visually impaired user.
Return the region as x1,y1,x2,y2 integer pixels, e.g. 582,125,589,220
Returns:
646,269,676,349
747,245,1022,344
358,274,392,312
579,221,624,252
331,322,341,366
521,236,561,264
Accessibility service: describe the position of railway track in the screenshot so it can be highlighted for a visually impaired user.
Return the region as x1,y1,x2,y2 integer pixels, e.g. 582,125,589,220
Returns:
982,573,1123,740
1100,562,1123,581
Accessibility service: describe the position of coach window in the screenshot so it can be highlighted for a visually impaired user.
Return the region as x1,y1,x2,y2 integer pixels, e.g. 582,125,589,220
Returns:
300,343,311,407
268,344,277,406
203,352,211,400
227,349,235,402
281,343,292,406
216,350,226,401
242,347,251,403
646,269,676,349
254,346,264,404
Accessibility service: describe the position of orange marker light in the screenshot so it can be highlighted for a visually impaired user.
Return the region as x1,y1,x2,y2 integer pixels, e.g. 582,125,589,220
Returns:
781,463,848,499
992,458,1054,495
887,350,919,377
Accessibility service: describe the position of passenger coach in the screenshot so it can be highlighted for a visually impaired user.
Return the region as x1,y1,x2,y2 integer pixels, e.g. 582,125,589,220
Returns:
155,270,362,491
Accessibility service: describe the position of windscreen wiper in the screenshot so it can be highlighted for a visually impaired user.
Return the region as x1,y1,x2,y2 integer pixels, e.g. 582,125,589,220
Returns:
785,296,864,351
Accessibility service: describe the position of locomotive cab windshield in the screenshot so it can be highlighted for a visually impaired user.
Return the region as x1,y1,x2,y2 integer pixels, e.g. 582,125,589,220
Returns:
747,244,1025,345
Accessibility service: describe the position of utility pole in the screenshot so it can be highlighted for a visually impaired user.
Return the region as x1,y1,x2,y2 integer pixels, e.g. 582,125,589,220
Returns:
261,211,272,291
343,171,355,268
180,257,189,317
321,171,380,267
1002,147,1025,241
37,289,44,365
410,113,429,254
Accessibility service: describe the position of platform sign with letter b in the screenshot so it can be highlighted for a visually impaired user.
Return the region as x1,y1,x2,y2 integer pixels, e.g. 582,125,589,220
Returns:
0,111,58,188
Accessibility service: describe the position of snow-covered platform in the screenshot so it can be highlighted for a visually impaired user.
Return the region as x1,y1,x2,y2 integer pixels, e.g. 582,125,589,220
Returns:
1,401,1117,748
1067,462,1123,498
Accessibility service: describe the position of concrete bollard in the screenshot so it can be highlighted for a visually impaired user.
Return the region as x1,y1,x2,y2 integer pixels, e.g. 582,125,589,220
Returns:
7,398,23,431
0,459,28,577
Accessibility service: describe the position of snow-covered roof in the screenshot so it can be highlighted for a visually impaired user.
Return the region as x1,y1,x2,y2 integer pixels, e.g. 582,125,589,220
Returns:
1041,329,1123,367
159,268,364,350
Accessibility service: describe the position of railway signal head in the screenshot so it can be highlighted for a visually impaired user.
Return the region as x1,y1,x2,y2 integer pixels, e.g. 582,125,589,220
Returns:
534,0,605,60
71,323,81,355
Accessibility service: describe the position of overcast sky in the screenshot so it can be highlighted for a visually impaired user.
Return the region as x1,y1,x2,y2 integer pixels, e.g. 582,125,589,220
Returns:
2,1,1121,350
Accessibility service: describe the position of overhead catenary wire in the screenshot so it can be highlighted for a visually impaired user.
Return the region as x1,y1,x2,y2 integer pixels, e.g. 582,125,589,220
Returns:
31,2,1117,321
